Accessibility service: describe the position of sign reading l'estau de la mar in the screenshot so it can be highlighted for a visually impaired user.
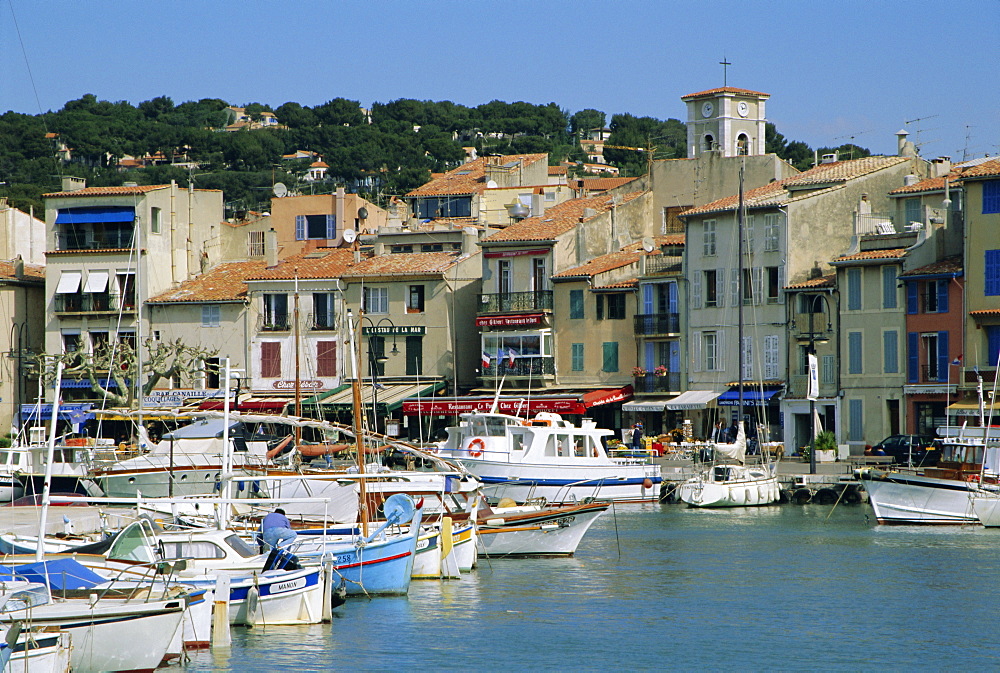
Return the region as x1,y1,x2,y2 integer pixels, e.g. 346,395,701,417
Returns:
361,326,426,336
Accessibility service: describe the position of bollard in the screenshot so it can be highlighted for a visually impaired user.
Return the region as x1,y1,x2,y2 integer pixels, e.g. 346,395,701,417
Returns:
212,575,231,648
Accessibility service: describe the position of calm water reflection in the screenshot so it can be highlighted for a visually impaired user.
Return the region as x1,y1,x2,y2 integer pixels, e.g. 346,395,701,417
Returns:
182,503,1000,671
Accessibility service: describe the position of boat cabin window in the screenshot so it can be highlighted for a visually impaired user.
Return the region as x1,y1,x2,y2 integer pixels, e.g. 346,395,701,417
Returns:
0,586,50,612
471,416,508,438
224,533,260,558
712,466,730,482
573,436,587,457
510,431,527,451
160,540,227,560
942,443,984,464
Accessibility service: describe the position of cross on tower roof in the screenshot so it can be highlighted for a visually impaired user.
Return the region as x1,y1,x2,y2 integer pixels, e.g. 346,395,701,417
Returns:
719,57,731,87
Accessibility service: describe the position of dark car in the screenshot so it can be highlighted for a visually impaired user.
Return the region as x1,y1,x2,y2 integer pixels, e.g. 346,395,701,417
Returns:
872,434,937,466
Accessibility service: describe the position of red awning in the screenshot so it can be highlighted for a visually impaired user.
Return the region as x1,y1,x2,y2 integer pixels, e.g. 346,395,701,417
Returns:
199,396,290,412
402,386,631,417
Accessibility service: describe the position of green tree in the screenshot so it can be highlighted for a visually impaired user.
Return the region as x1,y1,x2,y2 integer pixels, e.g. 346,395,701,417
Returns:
570,109,606,138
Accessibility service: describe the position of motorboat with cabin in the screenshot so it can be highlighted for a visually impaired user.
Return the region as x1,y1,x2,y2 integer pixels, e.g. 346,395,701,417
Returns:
436,411,661,504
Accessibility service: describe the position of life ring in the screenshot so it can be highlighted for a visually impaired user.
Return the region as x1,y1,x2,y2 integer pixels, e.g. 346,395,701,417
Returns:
468,438,486,457
966,473,981,482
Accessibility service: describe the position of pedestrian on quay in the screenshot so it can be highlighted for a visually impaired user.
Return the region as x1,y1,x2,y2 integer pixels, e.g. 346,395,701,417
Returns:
631,422,644,453
728,420,739,443
261,507,297,549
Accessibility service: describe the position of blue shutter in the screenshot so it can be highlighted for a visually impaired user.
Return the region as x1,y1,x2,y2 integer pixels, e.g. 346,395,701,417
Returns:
668,282,678,313
849,399,863,442
907,332,919,383
986,250,1000,296
642,284,654,314
883,331,898,374
989,326,1000,367
669,341,680,372
906,282,918,314
295,215,305,241
937,280,949,313
984,180,1000,214
644,342,655,370
848,332,862,374
882,267,897,309
848,268,861,310
937,331,949,382
326,214,336,239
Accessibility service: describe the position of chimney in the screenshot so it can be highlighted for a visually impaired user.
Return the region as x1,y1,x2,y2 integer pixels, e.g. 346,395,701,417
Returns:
61,176,86,192
903,174,919,187
13,254,23,279
462,226,479,255
932,156,952,178
530,193,545,217
895,129,915,157
265,228,278,268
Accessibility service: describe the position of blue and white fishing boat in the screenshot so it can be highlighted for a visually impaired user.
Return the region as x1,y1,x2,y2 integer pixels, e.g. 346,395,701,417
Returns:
437,412,661,504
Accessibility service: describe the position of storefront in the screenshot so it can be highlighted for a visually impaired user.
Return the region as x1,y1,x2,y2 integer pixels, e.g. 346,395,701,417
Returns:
717,386,783,443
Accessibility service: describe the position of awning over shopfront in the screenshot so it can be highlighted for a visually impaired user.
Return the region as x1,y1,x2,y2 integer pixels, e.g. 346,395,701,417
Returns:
306,381,449,414
403,386,632,417
56,206,135,224
60,378,122,389
716,388,782,406
20,403,94,423
665,390,722,411
947,400,987,416
199,395,291,412
622,399,668,412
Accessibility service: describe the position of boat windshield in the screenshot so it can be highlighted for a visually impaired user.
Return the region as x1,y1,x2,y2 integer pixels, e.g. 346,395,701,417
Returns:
107,521,157,563
0,585,50,612
224,534,259,558
470,416,508,438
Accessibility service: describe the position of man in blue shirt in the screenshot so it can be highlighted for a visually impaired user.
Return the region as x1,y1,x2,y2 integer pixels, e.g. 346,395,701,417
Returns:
261,508,296,549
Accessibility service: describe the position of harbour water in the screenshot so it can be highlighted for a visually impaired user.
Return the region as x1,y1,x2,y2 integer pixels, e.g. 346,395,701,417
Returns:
183,503,1000,671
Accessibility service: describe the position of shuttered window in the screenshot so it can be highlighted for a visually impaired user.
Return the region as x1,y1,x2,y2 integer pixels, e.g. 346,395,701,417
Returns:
882,266,898,309
602,342,618,372
569,289,584,319
847,268,862,310
883,330,898,374
986,250,1000,296
849,399,863,442
848,332,863,374
983,180,1000,214
316,341,337,376
261,342,281,378
571,343,584,371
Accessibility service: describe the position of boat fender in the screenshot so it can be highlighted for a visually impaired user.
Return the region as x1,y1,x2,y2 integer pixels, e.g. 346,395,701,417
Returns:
966,473,981,482
643,478,653,489
485,518,505,526
791,488,812,504
468,438,486,457
814,488,838,505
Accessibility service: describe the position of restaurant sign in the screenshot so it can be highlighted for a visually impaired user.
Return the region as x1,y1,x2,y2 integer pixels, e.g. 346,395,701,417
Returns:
475,314,543,328
362,326,426,336
272,380,324,390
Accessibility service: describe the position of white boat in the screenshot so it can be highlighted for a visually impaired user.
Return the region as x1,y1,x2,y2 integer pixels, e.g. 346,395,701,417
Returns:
677,424,780,507
0,577,186,673
92,417,271,498
476,499,609,557
437,412,661,504
858,425,999,525
0,625,72,673
0,473,22,503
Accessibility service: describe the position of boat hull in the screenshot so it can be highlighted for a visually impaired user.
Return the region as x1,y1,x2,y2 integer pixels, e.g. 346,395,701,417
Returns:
678,472,780,508
972,494,1000,527
470,462,660,504
291,525,420,595
0,631,72,673
858,469,979,524
477,502,608,557
181,567,325,626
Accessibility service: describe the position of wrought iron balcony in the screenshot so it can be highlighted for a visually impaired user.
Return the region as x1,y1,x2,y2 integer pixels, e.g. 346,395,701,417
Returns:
54,294,135,314
307,312,336,331
633,313,680,335
478,291,552,314
633,372,680,393
57,229,135,251
921,364,943,383
482,356,554,377
257,314,290,331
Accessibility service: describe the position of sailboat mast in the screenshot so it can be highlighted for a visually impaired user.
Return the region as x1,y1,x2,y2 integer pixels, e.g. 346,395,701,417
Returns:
737,161,745,413
293,271,301,445
348,309,370,536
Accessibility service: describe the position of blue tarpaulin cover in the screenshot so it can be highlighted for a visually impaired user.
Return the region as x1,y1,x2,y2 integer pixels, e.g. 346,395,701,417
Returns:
0,558,106,590
56,206,135,224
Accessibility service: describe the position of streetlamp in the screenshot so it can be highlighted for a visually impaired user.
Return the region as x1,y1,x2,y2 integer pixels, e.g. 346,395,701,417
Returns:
799,293,831,475
349,311,399,435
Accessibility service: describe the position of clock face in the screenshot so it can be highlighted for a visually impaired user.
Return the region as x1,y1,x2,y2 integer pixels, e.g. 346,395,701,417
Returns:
737,101,749,118
701,102,714,118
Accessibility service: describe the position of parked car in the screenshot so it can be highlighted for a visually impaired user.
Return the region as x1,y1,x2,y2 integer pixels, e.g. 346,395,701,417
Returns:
872,434,937,466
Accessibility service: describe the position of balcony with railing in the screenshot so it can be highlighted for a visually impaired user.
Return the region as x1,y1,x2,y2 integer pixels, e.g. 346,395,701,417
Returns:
57,226,135,251
481,356,554,377
642,254,683,275
478,290,552,315
633,313,680,336
257,314,290,331
921,364,944,384
307,312,336,331
54,294,136,315
633,372,681,394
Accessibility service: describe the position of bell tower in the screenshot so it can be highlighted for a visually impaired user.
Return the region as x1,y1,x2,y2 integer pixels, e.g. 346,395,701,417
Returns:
682,87,770,159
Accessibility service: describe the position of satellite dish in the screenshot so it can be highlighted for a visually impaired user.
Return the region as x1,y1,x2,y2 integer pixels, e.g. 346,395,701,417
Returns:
383,494,416,523
342,228,357,243
272,182,287,198
641,237,655,253
357,207,369,220
486,180,498,189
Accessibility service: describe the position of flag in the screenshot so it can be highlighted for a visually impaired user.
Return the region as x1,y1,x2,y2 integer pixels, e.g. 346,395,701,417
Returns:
507,348,516,368
482,351,491,368
952,354,963,366
806,352,819,400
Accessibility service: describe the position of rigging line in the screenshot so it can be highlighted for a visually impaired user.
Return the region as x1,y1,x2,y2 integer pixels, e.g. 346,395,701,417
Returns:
6,0,45,120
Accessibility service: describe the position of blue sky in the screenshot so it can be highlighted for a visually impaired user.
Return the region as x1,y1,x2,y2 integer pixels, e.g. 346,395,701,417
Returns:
1,0,996,161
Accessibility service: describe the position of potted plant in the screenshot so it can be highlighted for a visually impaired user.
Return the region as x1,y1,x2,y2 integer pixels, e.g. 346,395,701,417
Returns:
812,431,838,462
631,366,648,377
653,365,668,377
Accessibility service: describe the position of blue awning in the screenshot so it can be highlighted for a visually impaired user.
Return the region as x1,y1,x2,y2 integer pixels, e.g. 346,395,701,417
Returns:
56,206,135,224
20,403,94,423
716,388,782,406
60,378,122,389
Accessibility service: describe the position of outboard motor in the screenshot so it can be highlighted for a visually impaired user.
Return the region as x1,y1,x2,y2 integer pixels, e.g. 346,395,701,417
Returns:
263,547,302,572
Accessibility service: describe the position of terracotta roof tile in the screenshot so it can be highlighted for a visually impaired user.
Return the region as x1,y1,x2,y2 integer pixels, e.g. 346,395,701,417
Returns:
785,274,836,290
340,251,466,278
592,278,637,290
247,248,357,280
831,248,907,264
148,260,265,303
970,309,1000,317
682,156,909,217
0,260,44,281
548,166,568,175
958,158,1000,180
44,184,221,197
888,173,966,195
575,177,638,192
553,251,642,279
900,256,963,277
681,86,770,100
405,154,547,197
483,192,645,243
